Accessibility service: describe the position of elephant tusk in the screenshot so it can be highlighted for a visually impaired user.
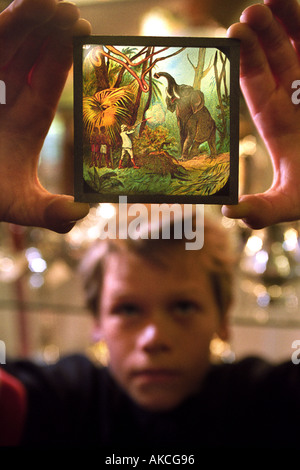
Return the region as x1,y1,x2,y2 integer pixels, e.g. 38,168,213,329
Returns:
166,90,179,103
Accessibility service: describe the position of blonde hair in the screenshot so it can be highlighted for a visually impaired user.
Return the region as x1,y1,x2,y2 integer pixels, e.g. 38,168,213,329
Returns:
79,215,236,317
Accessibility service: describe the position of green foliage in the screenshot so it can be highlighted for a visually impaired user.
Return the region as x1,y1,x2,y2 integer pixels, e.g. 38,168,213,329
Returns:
82,56,98,97
83,157,229,197
168,160,229,196
216,93,230,153
83,73,98,97
134,126,178,157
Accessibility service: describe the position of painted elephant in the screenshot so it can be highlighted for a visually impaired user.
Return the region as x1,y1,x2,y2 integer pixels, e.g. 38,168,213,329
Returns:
154,72,217,159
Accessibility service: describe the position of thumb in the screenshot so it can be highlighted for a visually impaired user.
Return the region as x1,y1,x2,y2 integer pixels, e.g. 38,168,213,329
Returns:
221,191,300,229
43,195,90,233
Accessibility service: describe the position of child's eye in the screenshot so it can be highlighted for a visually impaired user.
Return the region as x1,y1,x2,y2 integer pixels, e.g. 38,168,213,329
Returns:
172,300,201,316
112,302,141,316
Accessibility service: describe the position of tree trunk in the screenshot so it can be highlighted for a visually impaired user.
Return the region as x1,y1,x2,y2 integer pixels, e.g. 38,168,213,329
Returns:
93,46,110,92
130,47,152,126
140,48,154,136
214,51,227,145
188,48,214,90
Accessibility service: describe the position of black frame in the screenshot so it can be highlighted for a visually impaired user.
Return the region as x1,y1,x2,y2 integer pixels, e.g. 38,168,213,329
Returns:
73,35,240,204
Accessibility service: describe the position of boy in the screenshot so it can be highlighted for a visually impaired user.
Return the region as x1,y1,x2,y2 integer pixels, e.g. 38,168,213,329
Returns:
3,216,300,448
1,0,300,450
1,216,235,447
79,218,233,414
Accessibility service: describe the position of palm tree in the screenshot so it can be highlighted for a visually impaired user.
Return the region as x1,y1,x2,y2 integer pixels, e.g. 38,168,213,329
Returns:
83,87,134,145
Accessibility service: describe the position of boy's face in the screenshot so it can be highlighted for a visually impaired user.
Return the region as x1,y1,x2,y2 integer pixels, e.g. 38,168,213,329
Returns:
98,248,228,412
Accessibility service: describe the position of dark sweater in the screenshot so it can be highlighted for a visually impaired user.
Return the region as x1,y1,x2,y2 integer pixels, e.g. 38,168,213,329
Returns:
2,354,300,449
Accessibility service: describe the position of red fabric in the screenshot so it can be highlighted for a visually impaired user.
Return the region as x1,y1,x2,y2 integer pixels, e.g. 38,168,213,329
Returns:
0,369,27,446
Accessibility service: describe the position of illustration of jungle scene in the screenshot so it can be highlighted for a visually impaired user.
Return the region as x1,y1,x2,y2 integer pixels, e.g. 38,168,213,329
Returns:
81,42,232,200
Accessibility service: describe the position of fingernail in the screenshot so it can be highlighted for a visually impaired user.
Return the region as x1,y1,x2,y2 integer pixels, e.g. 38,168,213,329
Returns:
59,1,77,6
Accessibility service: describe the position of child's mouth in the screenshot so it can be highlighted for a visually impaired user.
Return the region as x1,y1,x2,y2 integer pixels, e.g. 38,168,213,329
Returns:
131,369,180,385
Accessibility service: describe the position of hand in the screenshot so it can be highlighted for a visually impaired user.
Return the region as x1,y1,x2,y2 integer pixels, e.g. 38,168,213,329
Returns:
0,0,91,233
222,0,300,229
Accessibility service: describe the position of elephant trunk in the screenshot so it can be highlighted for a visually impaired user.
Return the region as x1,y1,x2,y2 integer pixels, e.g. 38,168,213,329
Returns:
154,72,180,100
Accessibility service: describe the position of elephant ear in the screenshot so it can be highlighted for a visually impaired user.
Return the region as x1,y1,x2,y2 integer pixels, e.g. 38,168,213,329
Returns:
190,90,205,114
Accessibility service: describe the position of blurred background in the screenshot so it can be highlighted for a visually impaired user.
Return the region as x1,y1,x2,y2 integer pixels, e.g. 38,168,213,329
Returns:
1,0,300,367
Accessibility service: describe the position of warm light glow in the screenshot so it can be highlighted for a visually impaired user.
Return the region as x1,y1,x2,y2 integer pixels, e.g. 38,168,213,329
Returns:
87,340,109,366
87,225,101,240
283,228,299,251
221,216,236,229
0,254,22,282
253,284,267,297
140,10,174,36
245,235,263,255
210,337,228,356
96,203,116,219
239,135,257,156
268,285,282,299
210,337,235,364
0,257,14,273
274,255,290,276
247,235,263,253
66,226,85,247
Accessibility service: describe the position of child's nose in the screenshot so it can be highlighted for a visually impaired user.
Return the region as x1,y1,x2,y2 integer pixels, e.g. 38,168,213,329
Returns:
137,316,172,354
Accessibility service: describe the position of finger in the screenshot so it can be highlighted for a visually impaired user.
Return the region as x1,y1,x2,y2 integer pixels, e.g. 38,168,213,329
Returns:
69,17,92,37
221,191,300,230
0,0,57,67
30,18,91,108
2,178,90,232
0,32,43,103
43,195,90,233
1,16,91,148
50,1,80,30
0,1,83,75
265,0,300,53
0,2,84,95
227,22,276,117
240,4,300,91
